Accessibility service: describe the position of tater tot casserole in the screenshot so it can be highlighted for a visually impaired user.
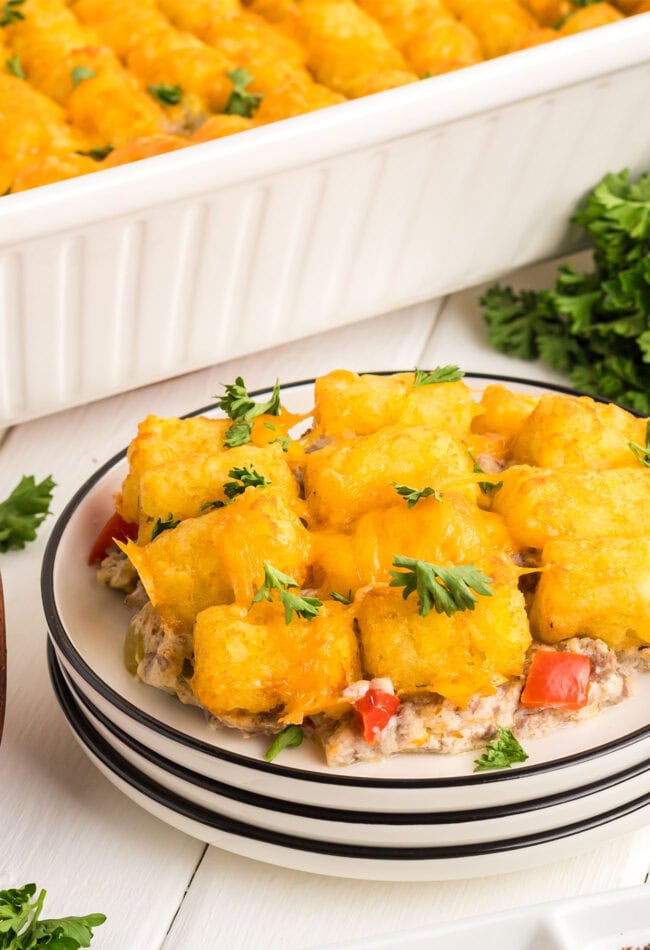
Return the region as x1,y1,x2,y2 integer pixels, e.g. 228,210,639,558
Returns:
90,370,650,768
0,0,645,194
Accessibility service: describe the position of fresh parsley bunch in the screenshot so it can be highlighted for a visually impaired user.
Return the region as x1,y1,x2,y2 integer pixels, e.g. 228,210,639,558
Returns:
0,476,55,553
482,169,650,413
0,884,105,948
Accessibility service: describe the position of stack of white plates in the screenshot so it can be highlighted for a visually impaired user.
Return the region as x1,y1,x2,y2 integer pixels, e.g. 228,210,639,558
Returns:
42,374,650,882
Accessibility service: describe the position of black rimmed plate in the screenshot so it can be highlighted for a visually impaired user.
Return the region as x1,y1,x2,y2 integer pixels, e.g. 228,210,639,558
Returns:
48,640,650,882
42,373,650,815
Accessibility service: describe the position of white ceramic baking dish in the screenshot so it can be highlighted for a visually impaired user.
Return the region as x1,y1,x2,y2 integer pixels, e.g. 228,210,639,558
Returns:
1,16,649,427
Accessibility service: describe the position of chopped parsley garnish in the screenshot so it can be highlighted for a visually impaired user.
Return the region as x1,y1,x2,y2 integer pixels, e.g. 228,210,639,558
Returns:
0,475,55,553
147,83,182,105
252,562,322,624
201,465,270,511
224,68,264,118
150,513,180,541
71,65,96,89
389,556,493,617
217,376,281,422
629,420,650,468
76,144,114,161
413,365,464,386
223,420,253,448
270,436,290,452
473,727,529,772
0,883,106,948
331,590,352,605
482,169,650,415
392,483,441,508
0,0,25,26
265,724,303,762
5,54,25,79
467,450,503,494
224,465,270,497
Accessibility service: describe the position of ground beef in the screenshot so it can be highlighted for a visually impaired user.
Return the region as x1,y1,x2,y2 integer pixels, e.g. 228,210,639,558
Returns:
96,547,138,593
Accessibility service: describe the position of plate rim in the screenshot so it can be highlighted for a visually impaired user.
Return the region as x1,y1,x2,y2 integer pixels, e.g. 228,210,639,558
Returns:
41,371,650,789
52,641,650,826
48,644,650,862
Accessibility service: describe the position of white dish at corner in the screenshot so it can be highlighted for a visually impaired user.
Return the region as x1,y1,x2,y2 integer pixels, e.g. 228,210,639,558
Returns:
48,646,650,883
313,885,650,948
42,374,650,815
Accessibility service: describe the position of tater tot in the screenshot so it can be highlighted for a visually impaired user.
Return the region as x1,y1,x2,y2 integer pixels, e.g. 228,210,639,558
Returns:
530,537,650,650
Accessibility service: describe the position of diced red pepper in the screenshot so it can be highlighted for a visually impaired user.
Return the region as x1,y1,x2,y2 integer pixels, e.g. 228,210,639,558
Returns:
520,651,591,711
354,688,400,745
88,512,138,566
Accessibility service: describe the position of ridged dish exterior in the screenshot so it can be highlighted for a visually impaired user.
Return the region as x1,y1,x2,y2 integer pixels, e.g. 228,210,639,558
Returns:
1,19,649,426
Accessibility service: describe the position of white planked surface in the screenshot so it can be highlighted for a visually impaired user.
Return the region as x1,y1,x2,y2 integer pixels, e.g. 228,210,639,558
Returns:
0,277,648,950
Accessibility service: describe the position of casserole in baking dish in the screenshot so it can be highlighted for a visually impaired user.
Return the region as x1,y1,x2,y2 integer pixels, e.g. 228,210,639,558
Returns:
0,16,649,427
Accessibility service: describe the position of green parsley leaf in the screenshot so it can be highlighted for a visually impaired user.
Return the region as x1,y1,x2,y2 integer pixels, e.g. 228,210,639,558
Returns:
473,727,529,772
629,420,650,468
413,365,464,386
0,0,25,26
466,451,503,495
223,420,253,448
75,144,114,161
224,67,264,118
270,436,290,452
147,83,182,105
392,483,441,508
70,65,96,89
150,513,180,541
0,883,106,948
331,590,352,605
0,475,55,553
265,724,303,762
5,54,25,79
389,556,493,617
216,376,281,422
252,562,322,624
223,465,270,498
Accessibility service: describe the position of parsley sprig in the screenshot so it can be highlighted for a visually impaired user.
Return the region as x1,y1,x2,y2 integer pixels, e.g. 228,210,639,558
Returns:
252,562,322,624
217,377,281,422
201,465,270,510
413,366,464,386
473,727,529,772
6,54,25,79
0,0,25,26
389,556,493,617
629,420,650,468
0,883,106,948
217,377,282,448
0,475,55,553
482,169,650,413
147,83,182,105
76,144,114,161
466,450,503,494
150,513,180,541
392,483,441,508
331,590,352,605
224,68,264,118
70,65,96,89
265,724,303,762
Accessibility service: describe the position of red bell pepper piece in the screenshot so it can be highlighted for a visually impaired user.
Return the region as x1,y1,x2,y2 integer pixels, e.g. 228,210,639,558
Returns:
520,651,591,711
354,688,400,745
88,512,138,565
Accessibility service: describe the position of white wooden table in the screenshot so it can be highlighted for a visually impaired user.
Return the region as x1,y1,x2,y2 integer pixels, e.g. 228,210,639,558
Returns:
1,254,648,949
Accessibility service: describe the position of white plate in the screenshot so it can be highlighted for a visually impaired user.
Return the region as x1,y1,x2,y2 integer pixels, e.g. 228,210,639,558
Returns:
48,647,650,883
42,374,650,814
314,885,650,947
54,646,650,850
